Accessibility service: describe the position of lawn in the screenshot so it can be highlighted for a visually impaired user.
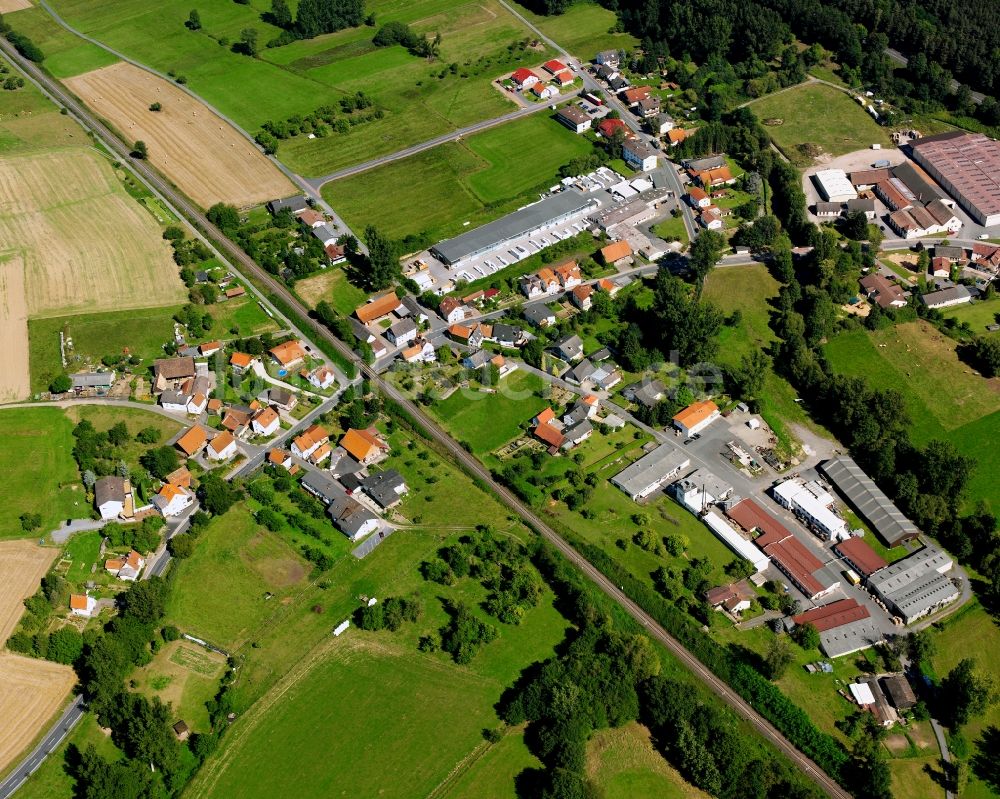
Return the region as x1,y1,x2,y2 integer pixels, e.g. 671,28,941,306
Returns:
432,369,549,455
702,265,779,367
292,267,367,315
929,602,1000,799
163,504,313,650
5,6,119,78
0,407,82,539
940,297,1000,334
43,0,548,175
14,713,121,799
322,111,594,241
748,83,892,167
63,529,103,584
586,722,710,799
653,214,689,247
510,0,638,61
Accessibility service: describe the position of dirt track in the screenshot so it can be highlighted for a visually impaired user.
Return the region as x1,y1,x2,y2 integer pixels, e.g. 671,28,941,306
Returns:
65,63,295,208
0,653,76,774
0,540,58,644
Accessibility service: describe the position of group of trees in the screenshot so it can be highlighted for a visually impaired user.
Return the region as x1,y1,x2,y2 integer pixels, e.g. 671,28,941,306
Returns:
263,0,365,46
255,96,379,154
356,595,422,631
7,574,83,664
372,21,440,58
499,542,827,799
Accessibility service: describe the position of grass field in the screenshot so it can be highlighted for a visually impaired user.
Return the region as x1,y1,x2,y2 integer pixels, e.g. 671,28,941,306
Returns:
5,6,118,78
133,640,227,732
188,593,568,799
13,713,121,799
42,0,548,176
28,295,277,393
825,321,1000,509
929,602,1000,799
749,83,893,166
164,504,312,650
0,408,83,538
321,112,594,241
941,297,1000,334
586,722,710,799
510,0,638,61
293,267,367,314
439,730,539,799
0,60,88,155
432,369,549,454
653,214,689,246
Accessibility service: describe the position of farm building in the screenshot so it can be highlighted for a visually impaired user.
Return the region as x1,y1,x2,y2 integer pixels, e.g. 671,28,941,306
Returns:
813,169,858,202
610,445,691,501
267,196,309,215
301,470,344,504
819,455,920,546
772,478,848,541
910,132,1000,226
362,469,408,509
71,372,115,391
793,598,881,658
672,400,720,437
867,545,959,624
356,292,403,324
430,190,595,268
880,674,917,710
327,495,379,541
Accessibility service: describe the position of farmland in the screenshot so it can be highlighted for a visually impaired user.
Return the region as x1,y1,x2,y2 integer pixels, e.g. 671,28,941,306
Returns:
0,408,82,538
40,0,548,176
0,653,76,774
64,63,294,208
824,321,1000,508
322,112,593,241
0,540,59,640
749,83,892,166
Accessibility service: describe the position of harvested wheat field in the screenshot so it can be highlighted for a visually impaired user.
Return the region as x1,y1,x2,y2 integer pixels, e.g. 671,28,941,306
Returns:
0,0,31,12
0,254,29,403
66,63,294,208
0,540,59,643
0,653,76,773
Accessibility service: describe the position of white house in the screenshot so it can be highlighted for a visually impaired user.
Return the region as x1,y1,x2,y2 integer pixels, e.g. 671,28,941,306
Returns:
207,431,238,461
623,139,658,172
252,407,281,437
438,297,469,324
672,400,720,437
306,366,337,390
106,550,145,581
387,318,418,347
531,83,559,100
187,392,208,415
70,593,98,618
153,483,194,517
160,390,189,414
94,476,129,521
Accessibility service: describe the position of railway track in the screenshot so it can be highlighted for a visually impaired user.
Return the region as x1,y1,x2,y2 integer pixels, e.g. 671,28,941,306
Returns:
0,40,852,799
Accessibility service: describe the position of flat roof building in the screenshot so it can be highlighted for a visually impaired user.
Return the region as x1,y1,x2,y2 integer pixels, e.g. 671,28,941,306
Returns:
773,478,848,541
610,446,691,501
819,455,919,547
921,284,972,309
910,132,1000,226
702,511,771,574
430,190,595,267
813,169,858,203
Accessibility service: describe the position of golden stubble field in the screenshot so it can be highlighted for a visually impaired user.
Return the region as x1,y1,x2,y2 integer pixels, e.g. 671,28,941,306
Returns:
0,147,186,400
65,63,295,209
0,541,75,773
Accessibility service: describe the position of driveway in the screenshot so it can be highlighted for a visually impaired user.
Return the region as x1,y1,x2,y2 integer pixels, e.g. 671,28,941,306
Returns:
49,518,104,544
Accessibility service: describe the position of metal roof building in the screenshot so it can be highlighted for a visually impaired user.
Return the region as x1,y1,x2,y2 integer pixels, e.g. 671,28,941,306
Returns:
867,545,959,623
819,455,919,546
813,169,858,202
430,190,595,266
911,132,1000,226
702,511,770,574
611,446,690,501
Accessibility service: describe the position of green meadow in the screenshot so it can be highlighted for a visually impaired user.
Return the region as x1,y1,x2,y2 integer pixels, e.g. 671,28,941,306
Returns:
322,111,593,241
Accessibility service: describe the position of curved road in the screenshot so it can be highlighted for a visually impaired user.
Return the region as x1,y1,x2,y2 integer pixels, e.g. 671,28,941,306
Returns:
0,40,849,799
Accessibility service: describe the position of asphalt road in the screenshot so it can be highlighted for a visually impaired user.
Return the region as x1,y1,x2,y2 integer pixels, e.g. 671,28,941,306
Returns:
885,48,984,105
0,697,85,799
0,41,848,799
